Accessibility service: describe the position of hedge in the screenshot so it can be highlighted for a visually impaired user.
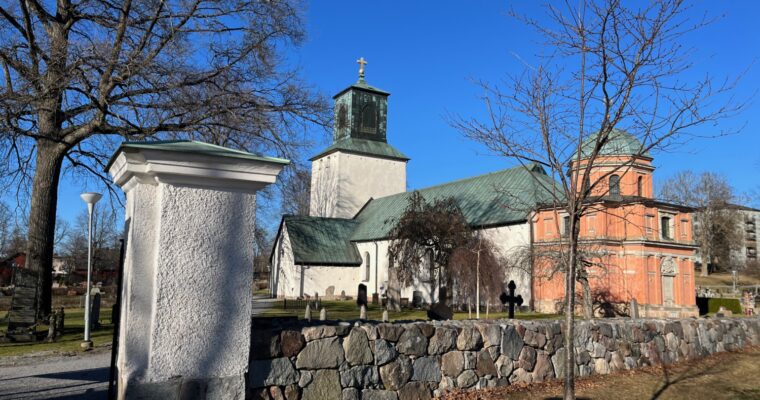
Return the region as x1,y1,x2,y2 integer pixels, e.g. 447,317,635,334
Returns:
696,297,742,315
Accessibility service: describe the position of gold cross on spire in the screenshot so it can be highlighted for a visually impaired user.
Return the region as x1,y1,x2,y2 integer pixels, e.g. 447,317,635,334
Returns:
356,57,367,79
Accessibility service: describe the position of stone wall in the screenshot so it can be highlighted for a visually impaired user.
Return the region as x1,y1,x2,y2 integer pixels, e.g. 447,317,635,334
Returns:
248,317,760,400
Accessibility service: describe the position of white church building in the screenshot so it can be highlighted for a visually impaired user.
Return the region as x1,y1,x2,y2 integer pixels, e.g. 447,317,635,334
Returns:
269,70,554,306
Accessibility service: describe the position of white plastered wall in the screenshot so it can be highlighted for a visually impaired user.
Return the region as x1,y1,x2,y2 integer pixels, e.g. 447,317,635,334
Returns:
310,152,406,219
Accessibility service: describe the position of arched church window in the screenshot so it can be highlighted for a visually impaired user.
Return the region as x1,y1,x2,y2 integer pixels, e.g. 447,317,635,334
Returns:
360,103,377,134
364,252,371,282
337,103,348,132
637,176,643,196
609,175,620,197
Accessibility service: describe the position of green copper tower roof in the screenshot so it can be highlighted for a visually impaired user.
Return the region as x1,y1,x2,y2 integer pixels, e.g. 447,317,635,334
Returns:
309,137,409,161
574,129,651,160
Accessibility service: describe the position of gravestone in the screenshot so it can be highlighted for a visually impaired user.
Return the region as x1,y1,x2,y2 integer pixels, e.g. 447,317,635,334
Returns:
326,286,335,298
372,293,379,305
90,292,102,330
357,284,368,308
382,310,389,322
319,308,326,321
6,268,39,342
305,304,312,321
630,298,639,319
340,290,347,300
427,287,453,321
360,305,367,320
412,291,423,308
499,280,524,319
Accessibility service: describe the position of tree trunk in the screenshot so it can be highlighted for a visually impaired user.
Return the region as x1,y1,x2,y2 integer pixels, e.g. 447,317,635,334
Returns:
564,216,579,400
25,141,65,320
578,275,593,319
387,262,401,312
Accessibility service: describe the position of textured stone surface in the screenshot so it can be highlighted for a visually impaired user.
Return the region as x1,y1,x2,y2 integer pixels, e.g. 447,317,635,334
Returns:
375,339,398,366
283,384,300,400
456,327,483,351
246,318,760,400
441,351,464,377
340,365,379,388
379,357,412,390
457,370,478,388
362,389,399,400
249,358,298,388
501,325,523,360
344,328,374,366
302,326,338,341
475,350,497,377
296,337,344,369
396,326,428,356
398,382,432,400
412,357,442,382
377,324,405,342
518,346,537,371
302,370,341,400
428,328,458,355
418,324,436,338
533,352,554,381
281,330,306,358
250,331,282,360
476,324,502,349
342,388,360,400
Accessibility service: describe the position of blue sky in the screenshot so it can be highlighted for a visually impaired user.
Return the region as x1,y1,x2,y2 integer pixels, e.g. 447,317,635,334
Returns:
50,1,760,229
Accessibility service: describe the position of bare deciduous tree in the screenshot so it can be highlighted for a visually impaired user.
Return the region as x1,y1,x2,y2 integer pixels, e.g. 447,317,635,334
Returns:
449,235,505,318
0,0,329,318
660,170,743,274
279,166,312,216
387,192,472,311
451,1,743,397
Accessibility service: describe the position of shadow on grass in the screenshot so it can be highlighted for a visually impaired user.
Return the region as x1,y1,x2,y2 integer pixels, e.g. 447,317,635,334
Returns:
649,351,760,400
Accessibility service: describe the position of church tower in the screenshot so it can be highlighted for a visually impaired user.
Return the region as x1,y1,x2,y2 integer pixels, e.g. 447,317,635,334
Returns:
309,59,409,218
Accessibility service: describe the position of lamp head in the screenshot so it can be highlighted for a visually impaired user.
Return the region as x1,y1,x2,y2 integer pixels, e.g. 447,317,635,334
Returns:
80,192,103,205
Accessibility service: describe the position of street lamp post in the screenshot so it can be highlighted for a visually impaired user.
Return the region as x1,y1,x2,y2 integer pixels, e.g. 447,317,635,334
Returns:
80,192,102,349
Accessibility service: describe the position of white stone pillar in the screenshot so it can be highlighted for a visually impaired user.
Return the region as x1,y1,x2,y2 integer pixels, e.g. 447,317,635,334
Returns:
107,142,287,399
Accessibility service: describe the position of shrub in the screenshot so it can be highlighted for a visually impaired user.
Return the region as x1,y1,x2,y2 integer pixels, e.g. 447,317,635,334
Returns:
696,297,742,315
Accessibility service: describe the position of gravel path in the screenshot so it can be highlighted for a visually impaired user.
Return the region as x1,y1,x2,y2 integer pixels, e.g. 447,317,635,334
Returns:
0,350,110,400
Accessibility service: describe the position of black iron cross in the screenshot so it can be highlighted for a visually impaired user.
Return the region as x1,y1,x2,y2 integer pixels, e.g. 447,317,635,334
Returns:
500,280,524,319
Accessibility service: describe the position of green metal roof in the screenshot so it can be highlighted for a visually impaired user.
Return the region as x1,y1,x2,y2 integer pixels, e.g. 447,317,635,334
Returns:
310,137,409,161
574,129,651,160
333,78,390,98
106,140,290,171
283,215,362,265
350,164,559,241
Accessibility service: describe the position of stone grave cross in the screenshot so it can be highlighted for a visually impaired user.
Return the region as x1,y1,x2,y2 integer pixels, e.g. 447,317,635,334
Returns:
500,280,524,319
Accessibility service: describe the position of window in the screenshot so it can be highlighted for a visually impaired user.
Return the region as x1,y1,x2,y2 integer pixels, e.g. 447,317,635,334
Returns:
562,216,571,237
747,247,757,258
360,103,377,134
681,219,689,238
609,175,621,197
637,176,643,197
363,252,371,282
587,213,597,236
661,216,672,240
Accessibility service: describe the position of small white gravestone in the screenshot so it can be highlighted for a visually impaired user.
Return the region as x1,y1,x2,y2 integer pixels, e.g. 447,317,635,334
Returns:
108,141,287,399
320,307,326,321
382,309,389,323
360,305,367,320
305,304,312,321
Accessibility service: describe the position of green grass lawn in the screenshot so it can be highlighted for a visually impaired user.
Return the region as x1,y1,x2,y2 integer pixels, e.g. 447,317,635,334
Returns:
0,308,114,357
255,299,559,321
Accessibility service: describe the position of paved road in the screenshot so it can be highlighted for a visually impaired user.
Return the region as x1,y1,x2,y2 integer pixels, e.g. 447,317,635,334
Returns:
0,350,110,400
